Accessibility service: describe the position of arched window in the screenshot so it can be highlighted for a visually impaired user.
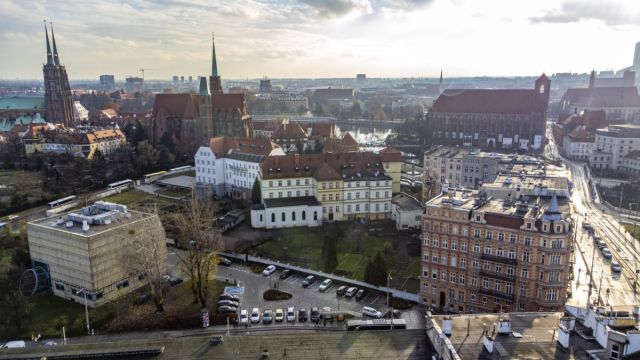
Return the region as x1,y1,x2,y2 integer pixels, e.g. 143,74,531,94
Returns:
313,211,318,221
302,211,306,220
282,212,286,222
271,213,275,223
292,212,296,221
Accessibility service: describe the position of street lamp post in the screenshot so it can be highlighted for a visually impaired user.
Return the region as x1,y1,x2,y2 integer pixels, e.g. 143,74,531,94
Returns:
387,273,392,319
78,288,91,335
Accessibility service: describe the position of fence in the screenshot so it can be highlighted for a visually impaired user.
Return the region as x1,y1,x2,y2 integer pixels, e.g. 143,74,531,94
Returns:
219,251,419,303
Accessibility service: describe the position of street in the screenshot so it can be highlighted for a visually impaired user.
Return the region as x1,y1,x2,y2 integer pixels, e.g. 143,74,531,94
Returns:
547,123,639,308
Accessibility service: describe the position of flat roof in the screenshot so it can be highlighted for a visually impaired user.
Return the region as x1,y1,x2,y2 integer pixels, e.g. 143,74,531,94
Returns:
156,175,196,189
392,192,425,211
426,190,477,210
430,312,601,359
264,196,321,208
28,206,153,237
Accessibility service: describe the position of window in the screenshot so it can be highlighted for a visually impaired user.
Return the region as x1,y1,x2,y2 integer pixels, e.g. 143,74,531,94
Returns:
551,240,562,249
461,242,467,252
524,237,531,246
482,296,487,305
520,285,527,297
484,246,492,255
450,273,456,283
282,212,286,222
482,277,489,288
551,254,561,265
470,293,476,302
474,229,481,238
313,211,318,220
495,280,501,291
496,248,503,257
441,255,447,265
271,213,275,223
292,212,296,221
442,239,448,249
508,249,515,259
509,234,516,243
55,283,65,291
486,231,493,240
498,233,504,241
433,238,439,247
521,269,528,279
451,240,457,250
471,276,477,286
302,211,306,220
522,252,530,262
472,259,479,269
612,344,621,359
460,258,466,268
473,244,480,253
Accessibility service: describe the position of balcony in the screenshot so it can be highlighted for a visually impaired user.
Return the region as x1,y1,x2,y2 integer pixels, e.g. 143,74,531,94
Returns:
480,270,515,282
478,287,515,301
481,253,517,265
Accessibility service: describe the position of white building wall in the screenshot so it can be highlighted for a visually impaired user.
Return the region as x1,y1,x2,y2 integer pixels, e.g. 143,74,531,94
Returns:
392,204,423,230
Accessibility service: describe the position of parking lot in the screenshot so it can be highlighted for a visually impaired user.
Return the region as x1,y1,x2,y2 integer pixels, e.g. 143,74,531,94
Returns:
215,262,425,330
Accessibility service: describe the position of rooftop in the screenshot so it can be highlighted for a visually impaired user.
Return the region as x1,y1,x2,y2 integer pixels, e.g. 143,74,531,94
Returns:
426,190,477,210
392,192,425,212
482,174,570,198
29,201,154,237
428,312,600,359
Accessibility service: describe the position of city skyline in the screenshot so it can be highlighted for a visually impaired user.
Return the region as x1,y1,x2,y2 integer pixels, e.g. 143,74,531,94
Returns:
0,0,639,80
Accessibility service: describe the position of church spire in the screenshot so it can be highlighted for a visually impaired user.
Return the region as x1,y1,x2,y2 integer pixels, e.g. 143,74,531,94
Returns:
50,22,61,66
589,69,596,89
211,33,218,77
44,20,53,65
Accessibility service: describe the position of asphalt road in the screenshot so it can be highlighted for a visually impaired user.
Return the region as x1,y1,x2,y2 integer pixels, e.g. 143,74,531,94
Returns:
166,251,425,330
546,123,639,308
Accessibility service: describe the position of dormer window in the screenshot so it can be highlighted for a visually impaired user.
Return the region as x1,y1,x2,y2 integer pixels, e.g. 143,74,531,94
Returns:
526,223,532,229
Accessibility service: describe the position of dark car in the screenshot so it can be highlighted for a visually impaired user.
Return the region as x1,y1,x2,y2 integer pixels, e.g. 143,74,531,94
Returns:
262,309,273,324
279,269,291,280
218,257,232,266
134,294,151,305
298,308,308,322
302,275,315,288
217,305,237,314
355,289,367,300
219,294,240,302
169,277,183,286
336,286,348,296
310,307,320,322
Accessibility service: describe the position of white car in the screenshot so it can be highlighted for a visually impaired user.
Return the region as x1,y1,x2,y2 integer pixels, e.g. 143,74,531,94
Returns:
250,307,261,323
262,265,277,276
239,309,249,325
286,306,296,322
318,279,333,292
1,340,26,349
362,306,383,319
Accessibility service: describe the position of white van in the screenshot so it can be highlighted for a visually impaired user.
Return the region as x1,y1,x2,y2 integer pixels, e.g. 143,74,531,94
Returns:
1,340,26,349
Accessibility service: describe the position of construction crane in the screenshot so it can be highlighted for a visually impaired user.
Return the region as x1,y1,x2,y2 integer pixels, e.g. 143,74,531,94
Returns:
139,68,152,80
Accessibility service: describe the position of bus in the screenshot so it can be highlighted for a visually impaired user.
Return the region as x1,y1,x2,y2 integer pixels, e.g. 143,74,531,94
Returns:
169,165,193,173
48,195,77,209
345,319,406,331
107,179,134,190
143,171,167,184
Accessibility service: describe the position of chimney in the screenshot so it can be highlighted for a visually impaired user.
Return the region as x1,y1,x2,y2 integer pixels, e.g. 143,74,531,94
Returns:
294,153,300,167
557,324,570,349
483,335,494,353
442,316,452,336
82,220,90,232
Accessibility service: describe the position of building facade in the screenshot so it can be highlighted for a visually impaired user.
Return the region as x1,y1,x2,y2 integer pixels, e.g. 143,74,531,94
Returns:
25,127,126,159
391,192,424,230
99,75,115,92
195,136,284,199
420,190,573,314
43,23,74,127
27,201,166,307
424,75,550,152
589,124,640,170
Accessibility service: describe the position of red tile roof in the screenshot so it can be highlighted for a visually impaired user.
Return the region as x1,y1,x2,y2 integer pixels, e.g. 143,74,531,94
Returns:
153,94,199,119
378,147,402,162
209,136,280,158
432,89,539,114
212,93,247,114
341,132,358,146
273,123,307,138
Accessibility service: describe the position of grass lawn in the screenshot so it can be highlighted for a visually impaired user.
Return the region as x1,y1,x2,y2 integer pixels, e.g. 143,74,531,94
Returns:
253,225,413,282
624,223,640,241
104,189,176,209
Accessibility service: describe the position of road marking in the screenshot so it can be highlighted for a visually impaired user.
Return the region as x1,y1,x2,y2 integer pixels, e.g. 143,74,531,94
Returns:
370,296,379,305
290,276,300,284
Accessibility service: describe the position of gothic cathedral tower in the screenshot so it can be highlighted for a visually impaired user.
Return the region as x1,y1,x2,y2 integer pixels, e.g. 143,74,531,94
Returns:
43,21,74,127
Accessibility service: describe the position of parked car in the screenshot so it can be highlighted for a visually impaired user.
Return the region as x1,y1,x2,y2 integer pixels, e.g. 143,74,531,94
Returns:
262,265,277,276
345,287,358,298
239,309,249,325
217,299,240,308
1,341,26,349
355,289,367,300
134,293,151,305
218,257,232,266
602,248,613,259
217,305,238,314
362,306,383,318
286,306,296,322
611,261,622,273
310,307,320,322
336,285,348,296
318,279,332,292
262,309,273,324
279,269,291,279
298,308,308,322
596,240,606,249
43,340,57,347
169,277,183,286
322,306,334,321
219,294,240,302
302,275,316,288
275,308,285,322
250,308,261,323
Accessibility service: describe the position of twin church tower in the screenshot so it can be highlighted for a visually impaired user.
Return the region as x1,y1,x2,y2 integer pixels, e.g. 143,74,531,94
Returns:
43,21,74,127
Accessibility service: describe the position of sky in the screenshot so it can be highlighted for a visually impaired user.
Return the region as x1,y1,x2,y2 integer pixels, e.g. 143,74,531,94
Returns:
0,0,639,80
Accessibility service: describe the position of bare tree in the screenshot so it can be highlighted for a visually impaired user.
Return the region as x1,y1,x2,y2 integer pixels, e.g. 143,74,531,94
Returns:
120,211,168,312
170,197,221,307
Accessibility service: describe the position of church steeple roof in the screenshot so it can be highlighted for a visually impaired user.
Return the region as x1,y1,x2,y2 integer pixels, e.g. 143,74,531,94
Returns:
44,20,53,65
50,22,61,66
589,69,596,89
211,33,218,77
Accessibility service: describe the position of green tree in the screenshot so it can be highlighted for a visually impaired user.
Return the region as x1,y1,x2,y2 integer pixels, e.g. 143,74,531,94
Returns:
135,140,158,174
157,146,175,169
322,234,338,273
251,178,262,205
365,252,388,286
160,132,176,154
91,149,108,186
350,101,362,118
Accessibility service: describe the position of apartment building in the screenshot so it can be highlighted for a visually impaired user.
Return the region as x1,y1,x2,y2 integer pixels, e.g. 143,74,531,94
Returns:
24,127,126,159
27,201,166,307
251,152,398,228
420,190,572,314
589,124,640,171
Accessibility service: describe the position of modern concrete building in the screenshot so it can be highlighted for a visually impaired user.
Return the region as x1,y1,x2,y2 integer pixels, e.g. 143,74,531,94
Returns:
420,189,573,314
27,201,166,307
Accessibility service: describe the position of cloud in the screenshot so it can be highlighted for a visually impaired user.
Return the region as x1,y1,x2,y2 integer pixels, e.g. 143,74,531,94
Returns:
380,0,434,10
299,0,373,18
530,0,640,26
